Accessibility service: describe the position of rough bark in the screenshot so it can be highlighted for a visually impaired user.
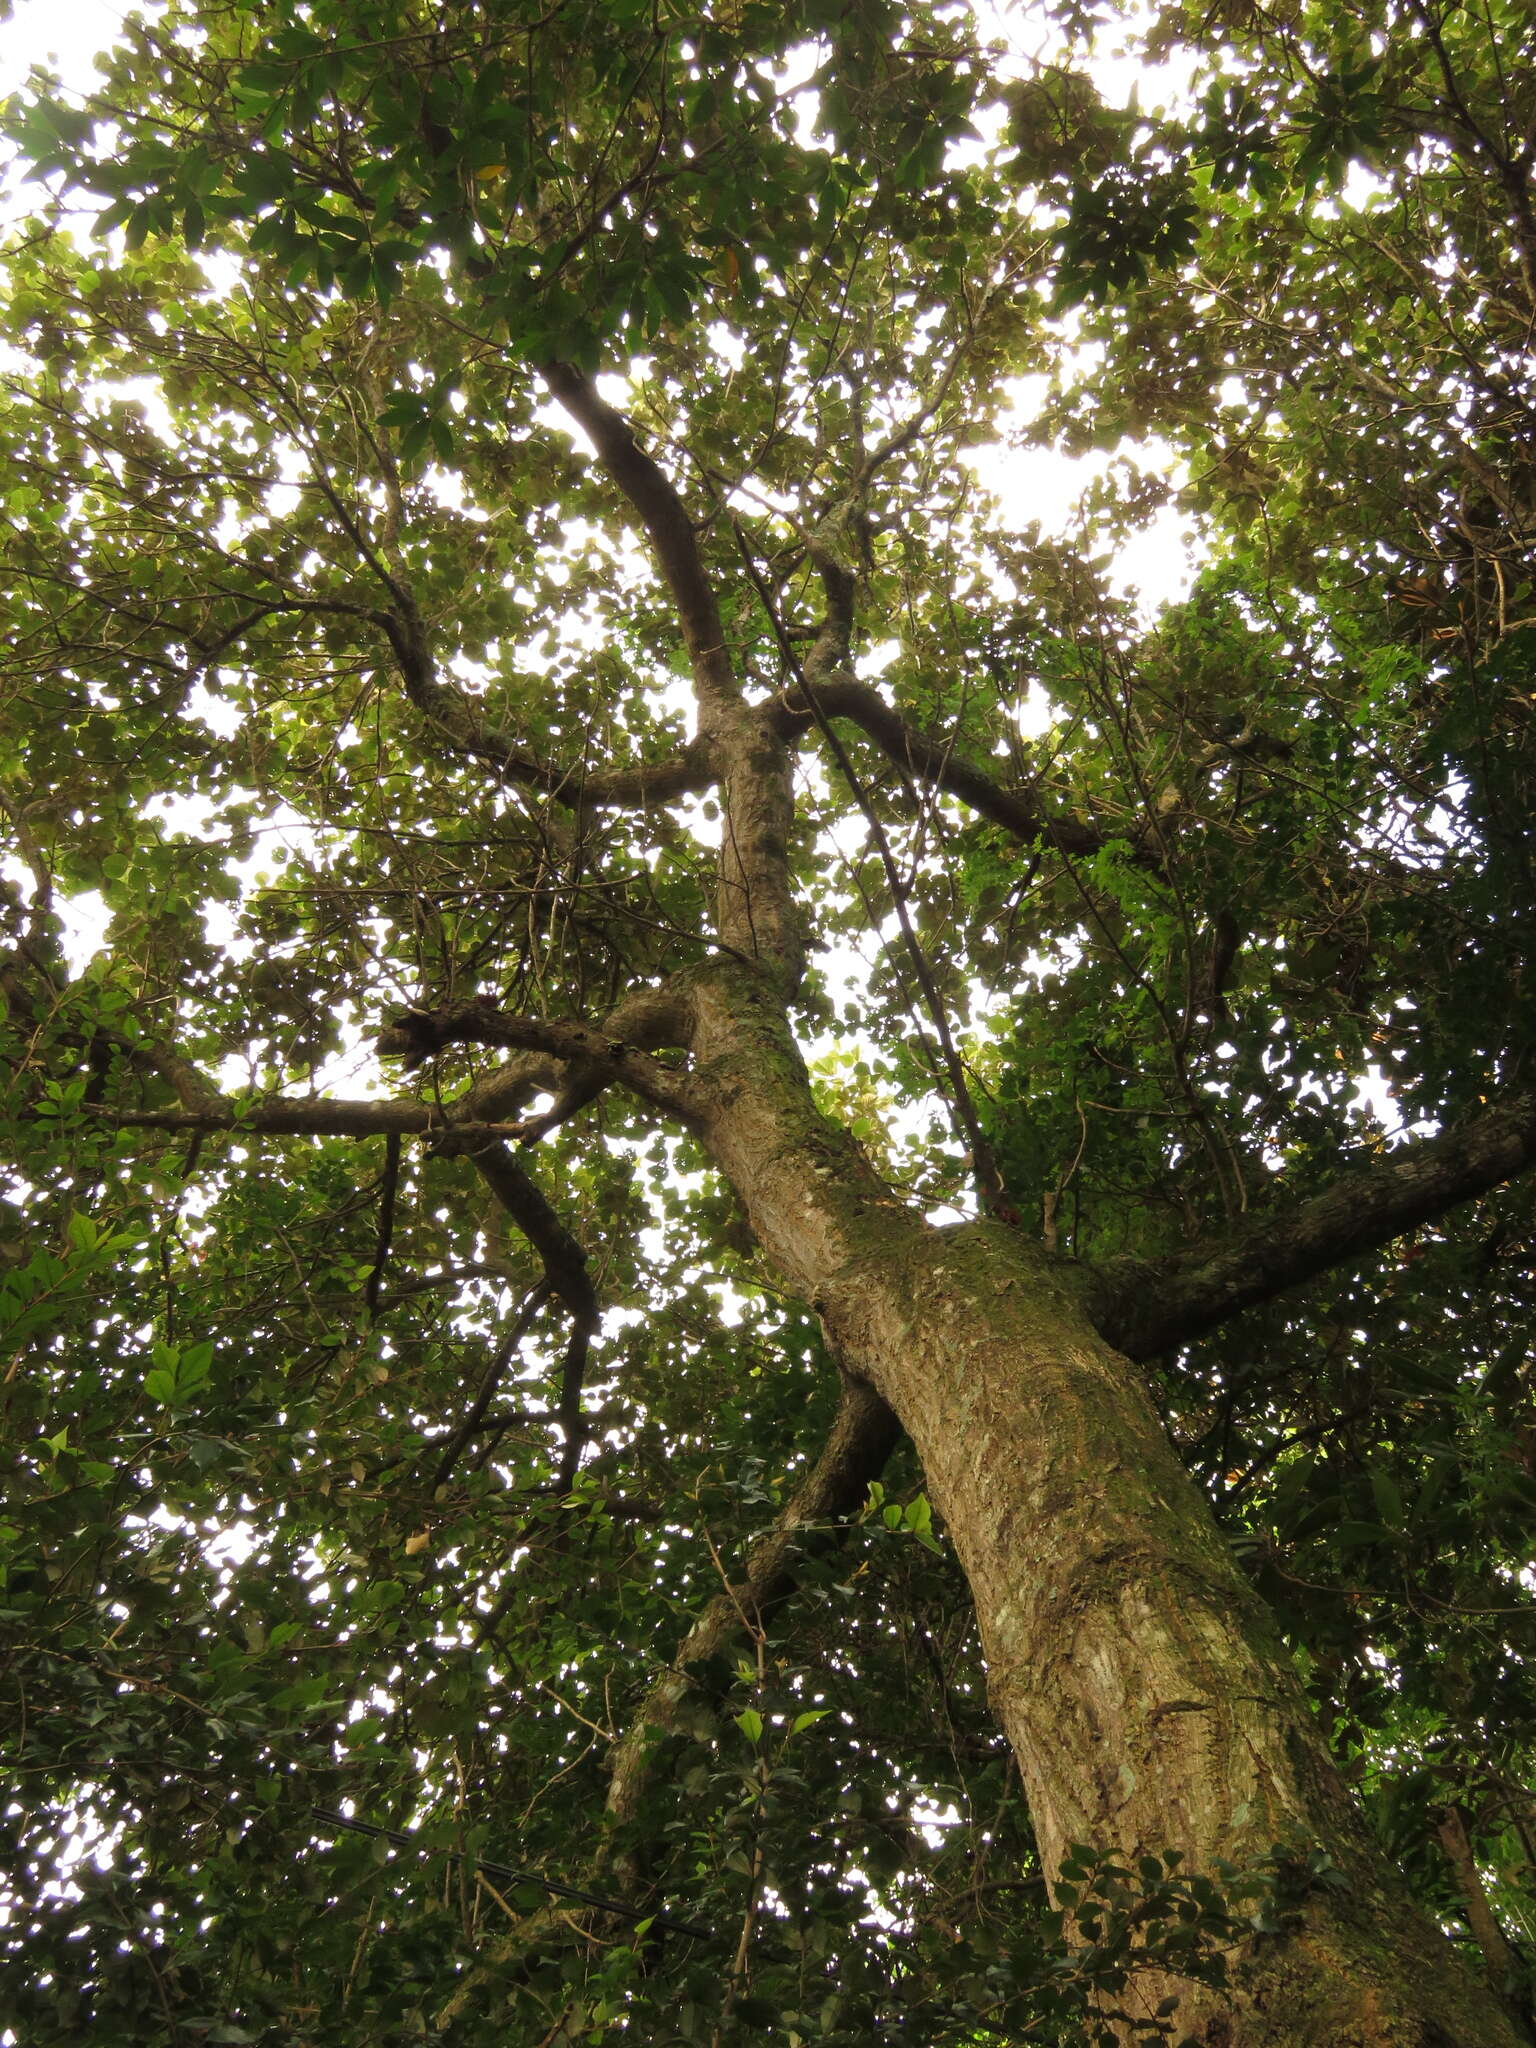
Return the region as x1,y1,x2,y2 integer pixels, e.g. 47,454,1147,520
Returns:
137,349,1529,2043
682,956,1526,2047
1094,1090,1536,1360
1435,1803,1526,1998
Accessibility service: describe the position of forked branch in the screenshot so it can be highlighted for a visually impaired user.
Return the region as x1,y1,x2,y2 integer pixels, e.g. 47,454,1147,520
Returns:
604,1373,901,1828
376,997,702,1124
434,1373,899,2028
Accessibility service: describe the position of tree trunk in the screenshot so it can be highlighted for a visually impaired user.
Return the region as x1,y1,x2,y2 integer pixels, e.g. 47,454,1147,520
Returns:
688,961,1525,2046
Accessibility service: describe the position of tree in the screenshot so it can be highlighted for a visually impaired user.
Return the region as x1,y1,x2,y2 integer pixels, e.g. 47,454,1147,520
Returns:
2,0,1535,2040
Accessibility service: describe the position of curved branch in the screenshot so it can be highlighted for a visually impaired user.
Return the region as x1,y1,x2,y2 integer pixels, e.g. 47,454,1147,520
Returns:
541,361,736,709
1,928,232,1122
605,1373,901,1827
431,1376,898,2033
540,369,803,974
439,1136,602,1494
456,978,693,1127
82,986,698,1146
429,1283,551,1492
775,672,1104,856
378,609,715,808
1434,1803,1527,1996
376,997,703,1123
1091,1091,1536,1360
110,1031,233,1120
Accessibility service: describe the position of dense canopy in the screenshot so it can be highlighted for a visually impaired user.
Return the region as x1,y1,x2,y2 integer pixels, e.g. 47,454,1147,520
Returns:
2,1,1536,2042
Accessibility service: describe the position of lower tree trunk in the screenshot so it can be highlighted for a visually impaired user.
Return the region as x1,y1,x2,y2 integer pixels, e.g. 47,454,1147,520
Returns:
690,964,1526,2046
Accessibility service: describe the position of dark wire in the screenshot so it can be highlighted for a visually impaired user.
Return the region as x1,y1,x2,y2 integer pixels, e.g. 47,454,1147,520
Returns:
309,1805,712,1941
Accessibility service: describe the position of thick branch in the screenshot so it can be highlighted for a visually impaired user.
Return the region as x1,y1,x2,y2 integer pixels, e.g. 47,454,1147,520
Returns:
452,1048,563,1126
541,368,802,975
1092,1092,1536,1359
455,979,693,1129
376,999,703,1123
776,672,1103,856
82,987,696,1147
546,738,714,811
85,1099,478,1139
541,362,737,709
125,1034,232,1120
1434,1804,1526,1996
378,610,714,808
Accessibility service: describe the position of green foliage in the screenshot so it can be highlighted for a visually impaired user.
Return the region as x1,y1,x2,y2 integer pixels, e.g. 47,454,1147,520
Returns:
1055,164,1200,304
1,0,1535,2039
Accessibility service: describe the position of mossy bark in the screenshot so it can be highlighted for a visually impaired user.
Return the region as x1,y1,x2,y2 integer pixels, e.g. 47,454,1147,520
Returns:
688,962,1526,2047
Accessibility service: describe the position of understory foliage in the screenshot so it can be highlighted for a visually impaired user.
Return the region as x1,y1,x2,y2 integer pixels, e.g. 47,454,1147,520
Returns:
1,0,1535,2041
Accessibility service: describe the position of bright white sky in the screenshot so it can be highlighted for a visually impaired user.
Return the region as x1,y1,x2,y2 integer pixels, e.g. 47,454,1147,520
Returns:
0,0,128,95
